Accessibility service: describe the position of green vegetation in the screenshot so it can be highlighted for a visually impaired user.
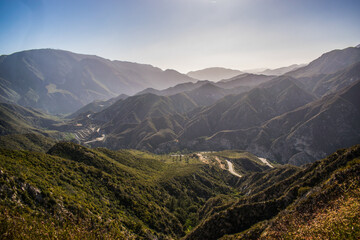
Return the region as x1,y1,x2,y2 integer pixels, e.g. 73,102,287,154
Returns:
0,103,71,141
0,139,359,239
0,142,237,239
0,133,57,152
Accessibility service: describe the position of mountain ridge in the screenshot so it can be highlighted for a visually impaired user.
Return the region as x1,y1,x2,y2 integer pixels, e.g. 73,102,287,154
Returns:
0,49,195,114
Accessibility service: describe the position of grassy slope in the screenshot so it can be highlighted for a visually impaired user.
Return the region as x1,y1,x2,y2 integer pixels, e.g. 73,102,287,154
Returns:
0,142,238,239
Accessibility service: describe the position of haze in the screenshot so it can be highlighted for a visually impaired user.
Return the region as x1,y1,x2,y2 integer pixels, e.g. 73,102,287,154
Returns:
0,0,359,72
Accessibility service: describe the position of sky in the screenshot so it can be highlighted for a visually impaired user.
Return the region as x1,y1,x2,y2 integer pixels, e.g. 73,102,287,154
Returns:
0,0,359,73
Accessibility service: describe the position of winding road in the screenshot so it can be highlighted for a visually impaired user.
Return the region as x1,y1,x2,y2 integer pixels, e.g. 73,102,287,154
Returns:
196,153,242,177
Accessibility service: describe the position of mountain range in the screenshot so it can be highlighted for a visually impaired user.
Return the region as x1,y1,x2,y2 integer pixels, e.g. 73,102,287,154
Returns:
40,46,359,166
1,46,359,166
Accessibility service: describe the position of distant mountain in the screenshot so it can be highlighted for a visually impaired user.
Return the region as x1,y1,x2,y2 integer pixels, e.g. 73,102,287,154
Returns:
178,76,316,142
287,46,360,78
187,67,243,81
0,49,195,114
216,73,274,88
257,64,306,76
136,80,211,96
136,74,274,102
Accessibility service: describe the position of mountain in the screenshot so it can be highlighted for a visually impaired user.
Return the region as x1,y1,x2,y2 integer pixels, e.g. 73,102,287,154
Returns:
294,61,360,97
257,64,306,76
187,67,243,81
287,46,360,78
0,49,195,114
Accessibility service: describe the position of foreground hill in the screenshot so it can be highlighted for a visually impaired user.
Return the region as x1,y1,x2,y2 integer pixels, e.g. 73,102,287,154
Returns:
0,142,358,239
0,49,194,114
0,142,242,239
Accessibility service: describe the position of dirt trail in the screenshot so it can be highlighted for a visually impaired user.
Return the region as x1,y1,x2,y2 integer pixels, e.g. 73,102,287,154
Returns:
226,160,242,178
258,157,273,168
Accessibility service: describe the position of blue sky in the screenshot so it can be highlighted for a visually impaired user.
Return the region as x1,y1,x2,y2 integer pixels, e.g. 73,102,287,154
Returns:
0,0,359,72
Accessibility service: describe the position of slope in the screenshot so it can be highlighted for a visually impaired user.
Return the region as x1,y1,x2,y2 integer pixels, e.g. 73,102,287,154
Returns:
0,102,65,138
185,145,360,240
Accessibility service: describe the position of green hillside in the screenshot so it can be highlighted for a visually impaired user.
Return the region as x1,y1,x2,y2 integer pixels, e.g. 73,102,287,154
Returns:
1,143,358,239
0,142,239,239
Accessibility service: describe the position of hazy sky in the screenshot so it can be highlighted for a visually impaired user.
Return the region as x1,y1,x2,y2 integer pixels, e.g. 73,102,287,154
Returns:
1,0,359,73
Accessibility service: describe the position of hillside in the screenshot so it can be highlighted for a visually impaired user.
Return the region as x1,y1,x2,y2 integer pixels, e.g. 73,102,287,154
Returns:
0,102,66,138
185,145,360,240
0,142,246,239
0,49,195,114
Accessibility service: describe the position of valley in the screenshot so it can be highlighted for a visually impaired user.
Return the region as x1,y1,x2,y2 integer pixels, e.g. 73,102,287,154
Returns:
1,1,359,239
